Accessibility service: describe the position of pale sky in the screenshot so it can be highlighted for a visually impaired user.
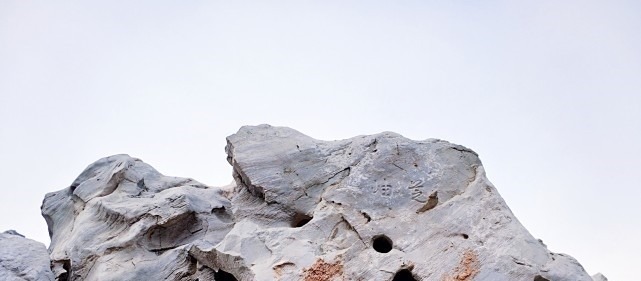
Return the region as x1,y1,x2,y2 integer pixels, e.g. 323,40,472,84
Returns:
1,1,640,280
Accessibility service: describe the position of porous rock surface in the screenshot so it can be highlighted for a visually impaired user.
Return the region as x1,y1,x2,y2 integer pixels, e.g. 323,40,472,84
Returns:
38,125,602,281
0,230,54,281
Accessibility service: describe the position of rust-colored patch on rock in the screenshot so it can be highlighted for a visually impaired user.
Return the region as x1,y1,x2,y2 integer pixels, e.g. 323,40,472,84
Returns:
443,250,480,281
303,258,343,281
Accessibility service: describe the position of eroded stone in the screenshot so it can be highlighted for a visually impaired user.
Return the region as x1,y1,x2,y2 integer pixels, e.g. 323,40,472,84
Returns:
0,230,54,281
38,125,604,281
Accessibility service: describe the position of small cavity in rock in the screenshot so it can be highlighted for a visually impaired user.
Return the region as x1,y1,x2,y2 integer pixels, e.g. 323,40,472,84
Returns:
372,235,393,253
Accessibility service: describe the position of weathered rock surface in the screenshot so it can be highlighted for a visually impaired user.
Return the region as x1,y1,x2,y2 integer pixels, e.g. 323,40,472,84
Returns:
591,273,608,281
38,125,604,281
41,154,233,280
0,230,54,281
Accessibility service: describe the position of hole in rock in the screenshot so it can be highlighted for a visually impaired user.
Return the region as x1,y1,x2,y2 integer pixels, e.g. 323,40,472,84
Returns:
291,213,313,227
372,235,393,253
214,269,238,281
211,206,233,223
362,212,371,223
59,259,71,281
462,234,469,239
534,275,550,281
392,269,417,281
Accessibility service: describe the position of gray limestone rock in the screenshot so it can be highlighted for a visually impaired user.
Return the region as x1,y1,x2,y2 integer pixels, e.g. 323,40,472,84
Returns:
41,154,234,281
40,125,604,281
592,273,608,281
0,230,54,281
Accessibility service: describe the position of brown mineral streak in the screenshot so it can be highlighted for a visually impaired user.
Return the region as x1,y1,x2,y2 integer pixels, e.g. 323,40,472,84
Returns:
443,250,480,281
303,258,343,281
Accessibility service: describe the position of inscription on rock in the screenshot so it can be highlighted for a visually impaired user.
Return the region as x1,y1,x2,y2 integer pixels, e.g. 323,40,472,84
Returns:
409,179,427,203
369,179,428,203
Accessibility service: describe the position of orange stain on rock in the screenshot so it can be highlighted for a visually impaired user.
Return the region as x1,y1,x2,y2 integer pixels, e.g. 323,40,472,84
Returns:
303,258,343,281
443,250,480,281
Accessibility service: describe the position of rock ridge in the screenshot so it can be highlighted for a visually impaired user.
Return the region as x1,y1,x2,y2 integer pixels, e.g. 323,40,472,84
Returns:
0,125,605,280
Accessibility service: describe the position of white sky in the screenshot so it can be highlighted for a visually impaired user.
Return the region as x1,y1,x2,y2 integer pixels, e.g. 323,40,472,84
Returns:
1,1,639,280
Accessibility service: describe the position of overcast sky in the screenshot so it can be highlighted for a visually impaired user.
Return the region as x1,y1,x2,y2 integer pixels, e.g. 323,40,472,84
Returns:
1,1,639,280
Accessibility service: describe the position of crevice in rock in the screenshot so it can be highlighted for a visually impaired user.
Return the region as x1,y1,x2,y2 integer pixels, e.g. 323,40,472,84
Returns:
392,163,406,171
511,256,533,267
59,259,71,281
416,191,438,213
449,145,478,156
150,246,179,255
313,167,351,190
102,246,126,256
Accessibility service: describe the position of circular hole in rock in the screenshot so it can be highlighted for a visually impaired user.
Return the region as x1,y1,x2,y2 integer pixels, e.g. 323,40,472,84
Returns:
214,269,238,281
392,269,417,281
372,234,393,253
462,234,469,239
291,213,313,227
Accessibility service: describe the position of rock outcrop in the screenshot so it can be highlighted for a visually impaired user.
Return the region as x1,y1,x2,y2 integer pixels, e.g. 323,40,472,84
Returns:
41,155,232,281
33,125,603,280
591,273,608,281
0,230,54,281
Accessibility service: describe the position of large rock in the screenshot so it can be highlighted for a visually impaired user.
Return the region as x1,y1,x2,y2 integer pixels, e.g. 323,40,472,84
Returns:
0,230,54,281
41,155,234,280
41,125,602,280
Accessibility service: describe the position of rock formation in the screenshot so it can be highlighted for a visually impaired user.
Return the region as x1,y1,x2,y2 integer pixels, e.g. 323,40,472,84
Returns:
0,230,54,281
1,125,607,280
40,154,231,281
